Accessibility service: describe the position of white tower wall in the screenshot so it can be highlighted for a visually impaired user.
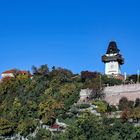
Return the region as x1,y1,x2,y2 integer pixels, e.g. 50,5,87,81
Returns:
105,61,121,75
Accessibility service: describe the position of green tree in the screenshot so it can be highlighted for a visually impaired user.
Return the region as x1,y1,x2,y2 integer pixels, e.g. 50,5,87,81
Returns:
17,118,37,137
33,129,52,140
32,64,49,75
0,118,14,136
102,75,123,86
39,96,63,124
103,120,138,140
59,112,103,140
135,98,140,107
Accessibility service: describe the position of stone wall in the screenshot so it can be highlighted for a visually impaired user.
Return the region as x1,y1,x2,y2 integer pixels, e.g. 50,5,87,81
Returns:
80,89,92,102
104,84,140,105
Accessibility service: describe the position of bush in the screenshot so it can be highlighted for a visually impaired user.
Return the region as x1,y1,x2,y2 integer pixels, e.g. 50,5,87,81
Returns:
107,105,117,112
17,118,37,137
70,106,79,114
103,117,116,125
119,97,134,110
92,100,108,113
76,104,91,109
34,129,51,140
0,118,14,136
135,98,140,107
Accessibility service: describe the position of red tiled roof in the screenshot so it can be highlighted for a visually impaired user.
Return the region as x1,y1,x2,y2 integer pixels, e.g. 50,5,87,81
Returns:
2,69,32,76
114,74,124,80
17,71,29,74
2,69,17,74
50,124,60,129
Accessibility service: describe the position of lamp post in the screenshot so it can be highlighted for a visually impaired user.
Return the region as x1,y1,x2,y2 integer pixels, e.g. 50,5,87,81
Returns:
137,70,139,83
124,72,127,85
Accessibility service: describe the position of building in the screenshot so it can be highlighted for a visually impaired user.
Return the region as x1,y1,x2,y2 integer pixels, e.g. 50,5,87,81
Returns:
1,69,16,79
1,69,32,79
102,41,124,76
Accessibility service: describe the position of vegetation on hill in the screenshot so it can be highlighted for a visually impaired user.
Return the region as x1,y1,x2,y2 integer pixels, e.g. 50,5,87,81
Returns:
58,111,140,140
0,65,140,139
0,65,82,137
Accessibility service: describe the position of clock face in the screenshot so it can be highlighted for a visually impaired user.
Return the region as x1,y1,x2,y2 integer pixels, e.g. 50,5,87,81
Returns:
110,64,114,69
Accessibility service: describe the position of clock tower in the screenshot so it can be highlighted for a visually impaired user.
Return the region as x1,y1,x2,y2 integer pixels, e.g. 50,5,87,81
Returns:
102,41,124,76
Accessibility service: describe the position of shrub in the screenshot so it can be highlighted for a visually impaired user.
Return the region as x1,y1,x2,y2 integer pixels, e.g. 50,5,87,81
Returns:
92,100,108,113
76,104,90,109
135,98,140,107
107,105,117,112
70,106,79,114
0,118,14,136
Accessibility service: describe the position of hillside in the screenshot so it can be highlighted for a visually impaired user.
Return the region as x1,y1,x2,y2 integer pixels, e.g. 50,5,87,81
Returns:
1,65,140,140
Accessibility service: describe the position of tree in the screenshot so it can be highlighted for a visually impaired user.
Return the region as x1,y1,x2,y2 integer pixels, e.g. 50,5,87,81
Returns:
58,111,103,140
131,107,140,122
119,97,135,111
81,71,103,99
59,83,80,110
101,75,123,86
33,129,52,140
39,96,63,124
17,118,37,137
121,109,132,122
81,71,99,81
0,64,82,137
128,100,134,109
49,67,73,83
128,74,140,83
83,74,104,99
104,120,138,140
32,64,49,75
0,118,14,136
135,98,140,107
38,65,49,75
118,97,129,110
32,65,38,75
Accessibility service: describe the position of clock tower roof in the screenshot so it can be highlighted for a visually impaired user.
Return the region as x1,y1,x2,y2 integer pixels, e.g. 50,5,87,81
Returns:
106,41,120,54
102,41,124,65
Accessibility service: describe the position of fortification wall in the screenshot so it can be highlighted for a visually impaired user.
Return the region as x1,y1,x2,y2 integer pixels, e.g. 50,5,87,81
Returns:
104,84,140,105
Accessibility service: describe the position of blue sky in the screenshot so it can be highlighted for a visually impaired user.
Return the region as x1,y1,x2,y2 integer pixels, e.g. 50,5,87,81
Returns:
0,0,140,74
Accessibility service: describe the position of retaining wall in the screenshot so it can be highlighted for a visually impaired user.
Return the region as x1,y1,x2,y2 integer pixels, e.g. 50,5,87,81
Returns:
104,84,140,105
